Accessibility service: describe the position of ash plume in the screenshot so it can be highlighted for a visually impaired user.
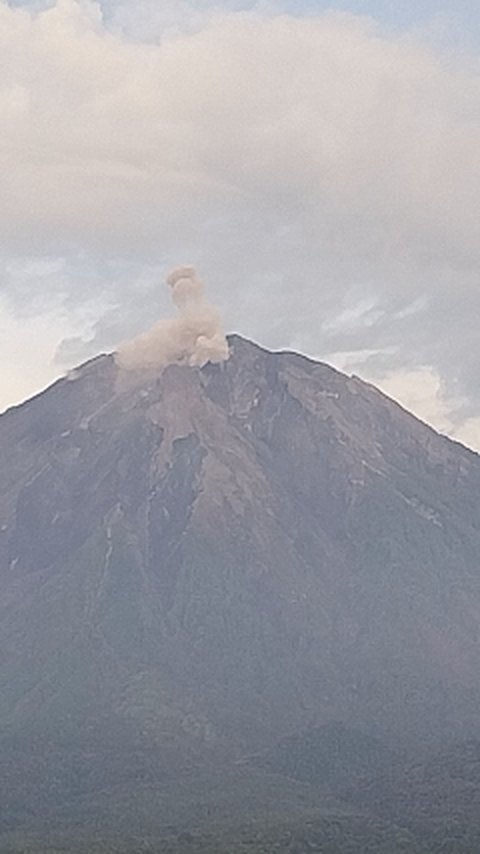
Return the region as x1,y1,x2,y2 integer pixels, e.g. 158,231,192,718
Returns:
116,266,229,372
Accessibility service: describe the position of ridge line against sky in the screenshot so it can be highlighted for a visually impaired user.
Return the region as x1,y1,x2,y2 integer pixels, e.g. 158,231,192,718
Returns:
1,0,480,450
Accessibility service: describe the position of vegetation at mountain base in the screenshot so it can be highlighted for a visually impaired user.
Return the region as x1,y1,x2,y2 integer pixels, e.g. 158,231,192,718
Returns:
0,811,420,854
3,727,480,852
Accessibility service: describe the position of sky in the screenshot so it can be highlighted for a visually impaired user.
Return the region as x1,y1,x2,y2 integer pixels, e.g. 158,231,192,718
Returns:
1,0,480,450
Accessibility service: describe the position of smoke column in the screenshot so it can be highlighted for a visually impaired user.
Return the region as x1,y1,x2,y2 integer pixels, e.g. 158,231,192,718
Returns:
116,266,229,371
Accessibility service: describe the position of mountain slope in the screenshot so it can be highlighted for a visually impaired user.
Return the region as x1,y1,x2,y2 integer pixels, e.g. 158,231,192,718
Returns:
2,334,480,839
2,334,480,748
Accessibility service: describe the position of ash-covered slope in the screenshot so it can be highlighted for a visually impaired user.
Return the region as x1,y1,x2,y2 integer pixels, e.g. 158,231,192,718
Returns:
1,333,480,761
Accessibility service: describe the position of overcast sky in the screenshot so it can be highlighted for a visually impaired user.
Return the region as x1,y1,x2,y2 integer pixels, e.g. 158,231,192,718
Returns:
1,0,480,450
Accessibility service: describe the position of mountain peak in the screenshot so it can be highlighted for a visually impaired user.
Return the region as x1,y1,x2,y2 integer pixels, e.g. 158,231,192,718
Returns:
1,334,480,760
3,332,480,841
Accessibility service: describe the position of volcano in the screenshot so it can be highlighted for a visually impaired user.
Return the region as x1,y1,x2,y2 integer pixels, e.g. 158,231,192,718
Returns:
1,334,480,843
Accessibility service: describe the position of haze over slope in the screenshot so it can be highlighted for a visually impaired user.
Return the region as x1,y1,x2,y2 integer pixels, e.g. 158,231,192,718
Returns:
1,333,480,839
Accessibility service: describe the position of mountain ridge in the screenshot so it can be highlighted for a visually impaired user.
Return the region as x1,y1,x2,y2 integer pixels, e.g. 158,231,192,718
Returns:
2,333,480,840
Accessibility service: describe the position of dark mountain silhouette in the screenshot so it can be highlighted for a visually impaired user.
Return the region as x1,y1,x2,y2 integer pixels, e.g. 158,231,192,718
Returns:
1,333,480,846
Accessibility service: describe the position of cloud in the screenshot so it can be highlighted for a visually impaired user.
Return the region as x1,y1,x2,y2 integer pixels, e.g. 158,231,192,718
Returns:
104,0,247,42
2,2,479,259
1,0,480,446
0,297,69,412
364,365,480,452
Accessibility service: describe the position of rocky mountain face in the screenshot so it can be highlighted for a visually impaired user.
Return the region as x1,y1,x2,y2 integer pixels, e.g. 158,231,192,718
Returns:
2,333,480,742
2,334,480,838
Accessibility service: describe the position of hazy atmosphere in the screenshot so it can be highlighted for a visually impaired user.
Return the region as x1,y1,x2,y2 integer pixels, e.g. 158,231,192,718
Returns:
1,0,480,449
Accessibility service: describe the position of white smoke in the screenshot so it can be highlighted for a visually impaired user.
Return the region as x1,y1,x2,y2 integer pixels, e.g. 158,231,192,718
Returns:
116,266,229,371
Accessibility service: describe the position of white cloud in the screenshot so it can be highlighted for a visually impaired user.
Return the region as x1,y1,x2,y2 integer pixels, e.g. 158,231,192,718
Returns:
370,366,480,453
1,1,479,260
0,299,70,411
1,0,480,446
372,366,453,432
455,417,480,451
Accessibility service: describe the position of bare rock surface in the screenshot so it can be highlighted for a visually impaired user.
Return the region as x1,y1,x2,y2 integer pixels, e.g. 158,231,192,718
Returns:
1,334,480,836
